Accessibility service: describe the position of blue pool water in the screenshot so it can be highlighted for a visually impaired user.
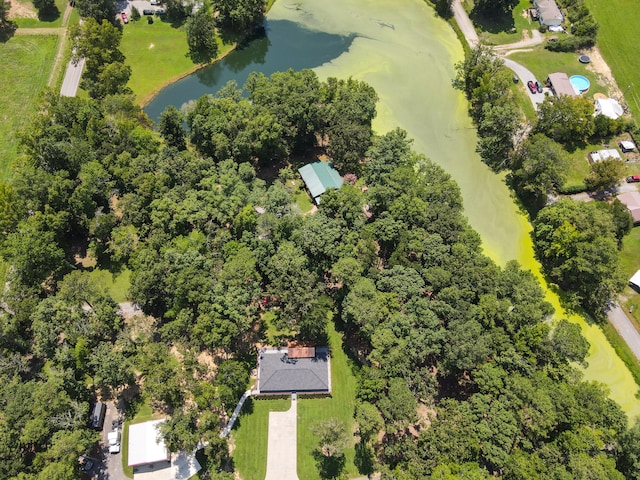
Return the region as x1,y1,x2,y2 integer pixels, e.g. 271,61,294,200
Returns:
570,75,590,94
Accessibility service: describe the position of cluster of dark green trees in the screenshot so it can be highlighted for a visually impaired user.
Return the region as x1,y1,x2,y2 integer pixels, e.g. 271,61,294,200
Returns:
1,65,640,479
453,45,633,317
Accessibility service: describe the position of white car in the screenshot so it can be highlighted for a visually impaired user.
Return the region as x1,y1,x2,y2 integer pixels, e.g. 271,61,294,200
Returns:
108,428,121,453
150,0,161,5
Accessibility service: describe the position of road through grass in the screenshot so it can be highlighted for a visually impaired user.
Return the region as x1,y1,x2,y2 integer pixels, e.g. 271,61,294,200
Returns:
586,0,640,121
0,35,59,180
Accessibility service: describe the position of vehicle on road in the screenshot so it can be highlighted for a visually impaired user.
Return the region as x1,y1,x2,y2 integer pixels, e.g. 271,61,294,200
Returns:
527,81,537,94
535,81,543,93
512,74,519,83
121,12,128,23
143,9,154,15
108,428,121,454
626,175,640,183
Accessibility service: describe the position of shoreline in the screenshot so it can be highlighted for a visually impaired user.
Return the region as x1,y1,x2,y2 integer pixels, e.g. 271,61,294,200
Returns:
138,44,238,108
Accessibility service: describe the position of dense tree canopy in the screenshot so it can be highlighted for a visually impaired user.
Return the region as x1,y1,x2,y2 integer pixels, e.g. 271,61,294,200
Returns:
0,66,635,480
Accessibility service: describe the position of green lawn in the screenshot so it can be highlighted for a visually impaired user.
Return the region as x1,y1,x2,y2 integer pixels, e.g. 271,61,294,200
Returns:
586,0,640,121
13,0,69,28
0,35,59,180
509,49,609,98
233,322,359,479
120,20,235,105
88,267,131,303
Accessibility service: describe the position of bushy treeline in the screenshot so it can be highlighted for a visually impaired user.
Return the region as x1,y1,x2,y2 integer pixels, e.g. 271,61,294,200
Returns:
545,0,599,52
453,45,633,318
1,67,639,479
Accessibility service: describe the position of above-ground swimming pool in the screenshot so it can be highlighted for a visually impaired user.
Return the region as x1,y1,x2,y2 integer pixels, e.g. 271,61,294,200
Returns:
570,75,590,94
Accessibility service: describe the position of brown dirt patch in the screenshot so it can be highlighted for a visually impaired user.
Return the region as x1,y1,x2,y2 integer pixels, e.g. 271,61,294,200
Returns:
582,46,623,99
9,0,37,19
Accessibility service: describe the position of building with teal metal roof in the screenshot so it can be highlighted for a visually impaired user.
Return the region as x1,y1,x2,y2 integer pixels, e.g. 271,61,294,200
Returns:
298,161,343,204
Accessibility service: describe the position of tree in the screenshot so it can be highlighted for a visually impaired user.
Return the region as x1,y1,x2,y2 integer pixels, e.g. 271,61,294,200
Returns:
533,199,625,313
311,418,349,479
584,158,626,192
159,105,187,151
473,0,519,14
552,319,590,365
93,61,132,99
215,0,265,35
159,407,200,452
75,0,116,23
130,6,141,21
32,0,58,18
186,8,218,63
509,133,569,211
618,422,640,480
475,101,520,171
535,95,595,146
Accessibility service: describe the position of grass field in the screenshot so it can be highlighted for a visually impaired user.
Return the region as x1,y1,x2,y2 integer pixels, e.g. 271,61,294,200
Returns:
12,0,69,28
233,321,359,479
586,0,640,121
88,267,131,303
120,20,235,105
0,35,59,180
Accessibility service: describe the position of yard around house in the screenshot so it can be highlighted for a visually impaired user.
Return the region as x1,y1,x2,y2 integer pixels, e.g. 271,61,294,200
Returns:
0,35,60,180
464,0,538,45
120,18,235,105
232,321,359,480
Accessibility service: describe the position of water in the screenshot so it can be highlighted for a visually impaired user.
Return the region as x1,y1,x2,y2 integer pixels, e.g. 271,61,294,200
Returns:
146,0,640,419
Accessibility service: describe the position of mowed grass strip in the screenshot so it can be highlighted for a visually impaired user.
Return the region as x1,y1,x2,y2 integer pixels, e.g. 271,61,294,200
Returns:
586,0,640,120
13,0,69,28
120,20,234,105
297,321,358,479
233,398,291,480
0,35,59,180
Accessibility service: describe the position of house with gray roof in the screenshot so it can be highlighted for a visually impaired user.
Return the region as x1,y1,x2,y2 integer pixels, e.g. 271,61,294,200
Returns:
534,0,563,26
298,161,343,205
257,347,331,395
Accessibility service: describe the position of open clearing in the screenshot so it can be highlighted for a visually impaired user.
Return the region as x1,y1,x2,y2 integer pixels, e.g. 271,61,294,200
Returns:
586,0,640,119
0,35,59,180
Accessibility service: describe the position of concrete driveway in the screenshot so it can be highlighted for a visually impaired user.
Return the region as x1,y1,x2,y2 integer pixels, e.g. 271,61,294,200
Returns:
607,303,640,362
265,395,299,480
98,403,128,480
502,58,548,109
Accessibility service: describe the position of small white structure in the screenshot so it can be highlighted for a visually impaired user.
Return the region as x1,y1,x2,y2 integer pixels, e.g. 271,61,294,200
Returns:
589,149,622,163
620,140,636,153
534,0,563,26
594,98,624,119
128,420,170,468
630,269,640,290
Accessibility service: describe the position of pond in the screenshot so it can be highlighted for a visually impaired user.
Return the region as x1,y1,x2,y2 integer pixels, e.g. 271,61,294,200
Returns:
145,0,640,419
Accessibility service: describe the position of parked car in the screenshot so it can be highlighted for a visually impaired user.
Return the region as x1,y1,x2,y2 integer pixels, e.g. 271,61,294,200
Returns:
82,460,94,473
535,81,543,93
527,80,537,94
108,428,121,454
143,9,154,15
626,175,640,183
150,0,161,4
121,12,128,23
155,8,166,14
512,74,519,84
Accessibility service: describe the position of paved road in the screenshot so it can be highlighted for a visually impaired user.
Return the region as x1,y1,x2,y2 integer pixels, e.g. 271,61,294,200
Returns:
607,304,640,362
502,57,547,108
60,56,85,97
99,403,128,480
265,395,298,480
451,0,478,48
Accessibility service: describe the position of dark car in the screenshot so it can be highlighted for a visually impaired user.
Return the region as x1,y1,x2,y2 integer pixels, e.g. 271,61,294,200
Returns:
512,74,519,84
535,81,543,93
527,80,537,94
82,460,94,473
626,175,640,183
143,9,154,15
155,8,166,14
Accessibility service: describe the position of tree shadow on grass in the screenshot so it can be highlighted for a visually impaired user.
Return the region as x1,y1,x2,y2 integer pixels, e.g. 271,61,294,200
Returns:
354,441,375,476
469,8,516,34
0,21,17,42
313,451,346,480
38,5,60,22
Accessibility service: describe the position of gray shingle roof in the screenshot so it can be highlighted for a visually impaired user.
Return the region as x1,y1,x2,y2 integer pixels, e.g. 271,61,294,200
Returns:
258,347,330,393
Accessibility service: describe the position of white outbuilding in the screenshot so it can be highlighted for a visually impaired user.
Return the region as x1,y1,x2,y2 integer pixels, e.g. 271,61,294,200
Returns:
630,269,640,290
128,419,171,468
594,98,624,120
